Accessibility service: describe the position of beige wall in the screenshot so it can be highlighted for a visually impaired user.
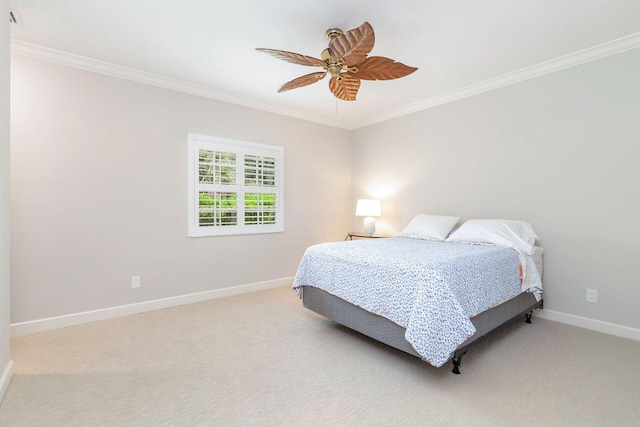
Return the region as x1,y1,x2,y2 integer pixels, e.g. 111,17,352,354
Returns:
9,41,640,334
10,55,351,323
352,48,640,329
1,0,11,380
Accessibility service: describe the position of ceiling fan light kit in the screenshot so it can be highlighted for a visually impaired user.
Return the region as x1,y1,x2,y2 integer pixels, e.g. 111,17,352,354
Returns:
256,21,418,101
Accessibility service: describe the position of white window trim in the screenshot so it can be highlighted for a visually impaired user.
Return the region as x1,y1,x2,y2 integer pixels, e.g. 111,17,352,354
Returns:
188,133,284,237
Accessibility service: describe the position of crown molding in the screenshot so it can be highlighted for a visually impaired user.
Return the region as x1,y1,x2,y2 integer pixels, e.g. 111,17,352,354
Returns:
9,40,351,130
351,31,640,129
11,32,640,131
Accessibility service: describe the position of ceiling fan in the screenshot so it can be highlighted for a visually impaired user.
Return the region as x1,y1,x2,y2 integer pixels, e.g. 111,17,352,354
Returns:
256,21,418,101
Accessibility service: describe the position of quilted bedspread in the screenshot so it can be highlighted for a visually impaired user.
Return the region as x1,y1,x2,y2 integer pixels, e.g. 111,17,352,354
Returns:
292,237,526,367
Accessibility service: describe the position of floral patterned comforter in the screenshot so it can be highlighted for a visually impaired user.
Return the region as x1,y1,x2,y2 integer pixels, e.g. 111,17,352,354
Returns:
293,237,531,367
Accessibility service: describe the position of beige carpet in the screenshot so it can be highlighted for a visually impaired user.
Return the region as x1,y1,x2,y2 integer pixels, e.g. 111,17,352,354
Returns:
1,285,639,426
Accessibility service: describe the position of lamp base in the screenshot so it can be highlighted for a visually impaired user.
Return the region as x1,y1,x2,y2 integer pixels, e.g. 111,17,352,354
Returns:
363,217,376,236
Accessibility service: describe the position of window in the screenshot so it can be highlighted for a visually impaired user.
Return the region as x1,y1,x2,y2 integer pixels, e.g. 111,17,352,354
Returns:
188,133,284,237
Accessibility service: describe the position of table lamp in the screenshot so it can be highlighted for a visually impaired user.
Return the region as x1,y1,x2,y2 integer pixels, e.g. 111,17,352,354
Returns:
355,199,381,236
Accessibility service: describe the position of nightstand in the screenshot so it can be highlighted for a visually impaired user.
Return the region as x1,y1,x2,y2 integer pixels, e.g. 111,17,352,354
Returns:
345,232,392,241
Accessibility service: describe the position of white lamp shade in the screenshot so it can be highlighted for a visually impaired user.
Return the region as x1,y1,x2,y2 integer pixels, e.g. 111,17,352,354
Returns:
355,199,381,217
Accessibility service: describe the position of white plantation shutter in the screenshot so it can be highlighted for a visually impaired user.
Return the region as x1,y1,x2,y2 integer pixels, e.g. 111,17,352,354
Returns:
188,134,284,237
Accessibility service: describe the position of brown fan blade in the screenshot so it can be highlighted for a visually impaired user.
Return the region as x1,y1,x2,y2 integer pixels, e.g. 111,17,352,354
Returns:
256,48,326,67
277,72,327,93
352,56,418,81
328,22,375,66
329,74,361,101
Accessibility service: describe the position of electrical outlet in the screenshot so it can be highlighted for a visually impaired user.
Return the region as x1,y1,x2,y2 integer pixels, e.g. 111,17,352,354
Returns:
131,276,141,289
586,288,597,303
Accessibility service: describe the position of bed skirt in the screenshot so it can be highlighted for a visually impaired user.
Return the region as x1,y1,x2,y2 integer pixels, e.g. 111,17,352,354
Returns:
302,286,541,361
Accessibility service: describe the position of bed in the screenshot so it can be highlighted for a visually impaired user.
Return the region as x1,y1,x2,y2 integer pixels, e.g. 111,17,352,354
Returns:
292,218,543,374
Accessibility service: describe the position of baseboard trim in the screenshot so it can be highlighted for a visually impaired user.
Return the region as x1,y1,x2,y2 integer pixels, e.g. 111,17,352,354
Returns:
13,280,638,342
534,309,640,341
10,277,294,337
0,360,14,403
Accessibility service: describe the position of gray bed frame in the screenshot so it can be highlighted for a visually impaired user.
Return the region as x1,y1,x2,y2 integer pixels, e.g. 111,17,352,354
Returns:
302,286,543,374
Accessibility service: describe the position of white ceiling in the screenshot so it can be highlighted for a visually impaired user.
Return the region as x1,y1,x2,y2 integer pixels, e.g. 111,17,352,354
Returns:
8,0,640,129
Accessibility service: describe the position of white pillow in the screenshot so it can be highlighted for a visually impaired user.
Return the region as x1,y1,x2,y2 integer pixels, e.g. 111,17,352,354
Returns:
446,219,538,255
398,214,460,241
